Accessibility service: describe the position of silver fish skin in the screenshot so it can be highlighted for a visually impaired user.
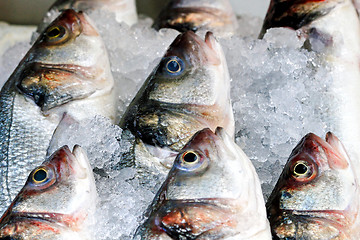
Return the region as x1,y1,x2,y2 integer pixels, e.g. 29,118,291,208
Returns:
0,145,97,240
260,0,360,163
134,127,271,240
119,31,235,172
0,9,115,215
153,0,238,38
267,132,360,239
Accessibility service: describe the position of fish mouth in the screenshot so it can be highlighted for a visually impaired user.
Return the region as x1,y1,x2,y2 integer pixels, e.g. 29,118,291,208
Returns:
9,211,79,228
17,62,97,111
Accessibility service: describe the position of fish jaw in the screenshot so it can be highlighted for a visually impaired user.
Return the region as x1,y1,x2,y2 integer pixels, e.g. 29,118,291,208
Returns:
136,128,271,239
14,9,114,114
267,132,360,238
0,145,97,237
153,0,238,37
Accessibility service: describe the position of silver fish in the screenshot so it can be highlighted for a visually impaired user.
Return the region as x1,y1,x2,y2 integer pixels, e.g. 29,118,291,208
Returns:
119,31,235,171
153,0,238,37
267,132,360,239
260,0,360,162
0,9,115,214
47,0,137,26
134,127,271,239
0,145,97,239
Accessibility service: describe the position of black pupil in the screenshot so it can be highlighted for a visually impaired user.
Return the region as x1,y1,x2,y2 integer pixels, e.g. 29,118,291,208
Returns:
168,60,180,72
183,152,198,163
294,163,308,175
34,169,47,182
47,27,61,38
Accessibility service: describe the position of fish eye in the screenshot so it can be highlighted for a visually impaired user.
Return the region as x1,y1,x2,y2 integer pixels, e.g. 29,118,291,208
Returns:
293,162,309,176
291,160,316,181
32,168,49,184
164,57,184,76
181,151,200,165
46,26,64,39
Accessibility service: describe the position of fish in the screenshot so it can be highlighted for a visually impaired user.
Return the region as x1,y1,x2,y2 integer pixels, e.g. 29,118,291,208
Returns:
41,0,137,31
153,0,238,37
0,145,97,239
259,0,360,164
267,132,360,239
0,9,115,214
119,31,235,171
134,127,271,239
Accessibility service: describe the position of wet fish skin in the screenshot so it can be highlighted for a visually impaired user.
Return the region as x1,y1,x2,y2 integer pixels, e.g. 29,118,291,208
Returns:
267,132,360,239
153,0,238,37
0,9,115,214
0,145,97,239
134,127,271,240
120,31,234,170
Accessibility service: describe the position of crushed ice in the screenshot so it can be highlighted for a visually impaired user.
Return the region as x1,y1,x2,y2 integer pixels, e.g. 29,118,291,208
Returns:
0,8,342,239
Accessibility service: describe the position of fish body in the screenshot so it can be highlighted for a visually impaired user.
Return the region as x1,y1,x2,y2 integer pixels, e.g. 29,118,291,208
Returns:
0,145,97,239
0,9,115,214
153,0,238,37
48,0,137,26
267,133,360,239
119,31,234,171
260,0,360,161
134,127,271,239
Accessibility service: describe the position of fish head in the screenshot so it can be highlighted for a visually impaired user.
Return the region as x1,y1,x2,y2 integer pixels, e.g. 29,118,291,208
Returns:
135,127,267,238
16,9,113,112
267,132,359,238
163,127,247,200
260,0,345,38
0,145,96,227
153,0,238,36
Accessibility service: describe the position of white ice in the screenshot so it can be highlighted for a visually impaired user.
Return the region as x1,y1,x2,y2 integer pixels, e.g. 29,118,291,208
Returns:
0,8,345,239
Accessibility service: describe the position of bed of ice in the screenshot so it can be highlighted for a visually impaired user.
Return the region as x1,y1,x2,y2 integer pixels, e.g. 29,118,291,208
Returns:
0,8,341,240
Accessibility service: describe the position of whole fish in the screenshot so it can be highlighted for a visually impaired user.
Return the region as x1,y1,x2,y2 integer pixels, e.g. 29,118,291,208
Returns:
46,0,137,26
0,145,97,239
134,127,271,239
267,132,360,239
119,31,235,171
153,0,238,37
0,9,115,214
259,0,360,162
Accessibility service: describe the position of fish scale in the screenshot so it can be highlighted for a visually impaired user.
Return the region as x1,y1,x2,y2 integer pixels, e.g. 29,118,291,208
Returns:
0,84,58,214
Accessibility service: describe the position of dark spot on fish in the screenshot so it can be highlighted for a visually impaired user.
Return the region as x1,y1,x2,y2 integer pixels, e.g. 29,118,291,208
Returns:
0,237,20,240
281,191,292,199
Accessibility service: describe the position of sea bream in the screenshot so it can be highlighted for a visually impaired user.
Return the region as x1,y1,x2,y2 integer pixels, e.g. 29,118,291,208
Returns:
45,0,137,26
0,9,115,214
259,0,360,161
153,0,238,38
267,132,360,239
119,31,235,171
134,127,271,239
0,145,97,239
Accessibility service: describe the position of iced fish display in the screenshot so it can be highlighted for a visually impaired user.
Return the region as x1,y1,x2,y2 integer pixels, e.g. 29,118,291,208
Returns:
259,0,360,161
46,0,137,26
267,132,360,239
135,127,271,239
153,0,238,37
119,31,234,171
0,145,97,239
0,9,115,214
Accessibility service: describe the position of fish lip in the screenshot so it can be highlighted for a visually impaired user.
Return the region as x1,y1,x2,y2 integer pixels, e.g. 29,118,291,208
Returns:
26,62,92,79
71,145,91,180
9,211,70,227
